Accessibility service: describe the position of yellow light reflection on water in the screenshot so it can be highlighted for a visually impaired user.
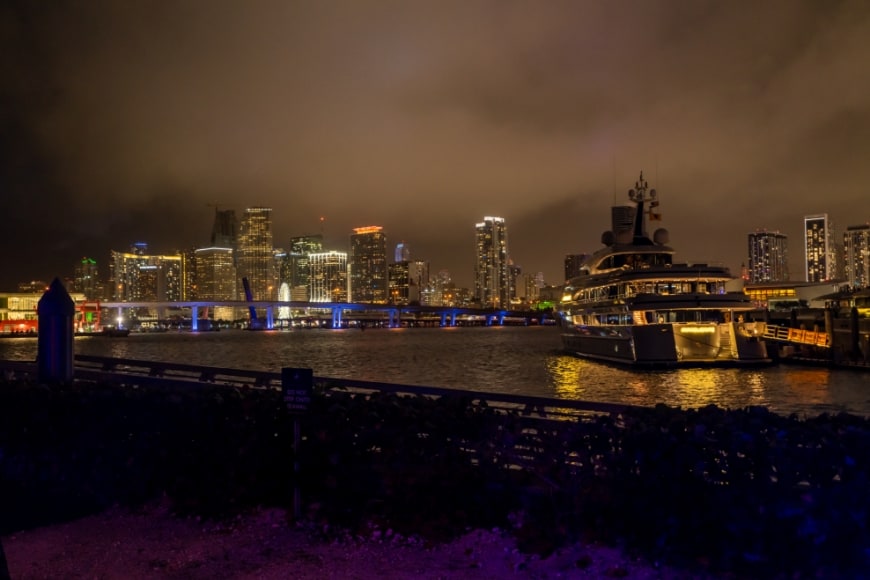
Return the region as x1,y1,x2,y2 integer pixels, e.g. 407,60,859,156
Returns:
546,355,780,411
779,367,834,408
665,369,736,410
547,355,585,398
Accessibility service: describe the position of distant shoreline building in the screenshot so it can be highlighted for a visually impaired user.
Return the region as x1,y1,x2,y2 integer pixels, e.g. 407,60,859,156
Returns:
844,223,870,289
110,243,182,302
474,216,509,307
564,254,588,282
73,257,102,300
350,226,388,304
210,208,238,249
237,207,274,300
309,251,349,302
804,214,838,283
747,230,789,283
287,235,324,301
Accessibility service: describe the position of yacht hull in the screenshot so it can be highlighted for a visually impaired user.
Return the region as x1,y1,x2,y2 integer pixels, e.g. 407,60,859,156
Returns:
560,322,771,368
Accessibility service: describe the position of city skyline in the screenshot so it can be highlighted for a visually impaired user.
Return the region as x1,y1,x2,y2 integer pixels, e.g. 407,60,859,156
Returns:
3,1,870,290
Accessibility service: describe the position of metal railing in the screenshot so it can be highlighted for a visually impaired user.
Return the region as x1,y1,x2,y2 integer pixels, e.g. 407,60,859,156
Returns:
762,325,830,347
1,355,638,421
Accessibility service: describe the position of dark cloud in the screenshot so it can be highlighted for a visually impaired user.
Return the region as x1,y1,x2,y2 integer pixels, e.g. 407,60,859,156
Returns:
2,0,869,289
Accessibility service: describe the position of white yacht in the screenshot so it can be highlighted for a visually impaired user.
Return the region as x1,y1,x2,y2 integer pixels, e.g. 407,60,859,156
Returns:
556,172,770,367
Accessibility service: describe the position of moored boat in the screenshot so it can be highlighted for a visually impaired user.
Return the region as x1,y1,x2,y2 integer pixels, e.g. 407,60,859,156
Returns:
555,172,770,367
76,326,131,337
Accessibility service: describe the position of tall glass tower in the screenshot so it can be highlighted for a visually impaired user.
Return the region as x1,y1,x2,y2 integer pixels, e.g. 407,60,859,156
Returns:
194,247,237,301
474,216,509,307
309,251,349,302
110,248,182,302
74,257,100,300
804,214,837,282
350,226,388,304
237,207,274,300
287,234,324,301
844,224,870,288
747,230,789,283
210,209,238,248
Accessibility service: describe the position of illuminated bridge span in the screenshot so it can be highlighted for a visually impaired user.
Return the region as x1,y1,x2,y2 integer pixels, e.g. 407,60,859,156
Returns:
761,325,830,348
91,301,549,331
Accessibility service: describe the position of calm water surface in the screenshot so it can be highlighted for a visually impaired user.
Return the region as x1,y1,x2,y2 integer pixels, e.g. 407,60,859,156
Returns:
2,326,869,417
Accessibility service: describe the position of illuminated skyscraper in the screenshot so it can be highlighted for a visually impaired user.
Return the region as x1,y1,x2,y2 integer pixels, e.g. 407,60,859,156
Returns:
309,251,348,302
237,207,274,300
287,235,323,300
388,260,429,305
350,226,388,303
804,214,838,282
195,247,237,300
844,224,870,288
507,261,521,305
474,216,509,307
110,248,182,302
747,230,789,283
74,257,100,300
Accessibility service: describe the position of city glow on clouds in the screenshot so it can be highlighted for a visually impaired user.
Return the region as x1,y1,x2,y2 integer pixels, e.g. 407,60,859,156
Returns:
2,0,869,289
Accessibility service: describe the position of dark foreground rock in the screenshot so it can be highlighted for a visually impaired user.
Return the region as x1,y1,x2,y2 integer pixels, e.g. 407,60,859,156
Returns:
1,377,869,578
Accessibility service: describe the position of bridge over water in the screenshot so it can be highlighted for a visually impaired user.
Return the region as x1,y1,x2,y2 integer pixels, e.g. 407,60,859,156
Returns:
87,300,550,331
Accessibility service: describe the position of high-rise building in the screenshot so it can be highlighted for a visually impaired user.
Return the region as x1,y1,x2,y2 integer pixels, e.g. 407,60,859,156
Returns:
747,230,789,283
309,251,348,302
388,260,429,305
73,257,101,300
395,242,410,263
564,254,588,281
210,209,238,248
474,216,509,307
844,223,870,289
194,247,237,300
180,248,197,301
110,247,182,302
804,214,838,282
522,273,540,303
350,226,388,304
507,261,521,305
287,235,323,301
290,235,324,255
237,207,274,300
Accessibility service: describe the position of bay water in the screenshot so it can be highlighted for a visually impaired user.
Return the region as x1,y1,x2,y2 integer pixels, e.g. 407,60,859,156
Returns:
2,326,869,417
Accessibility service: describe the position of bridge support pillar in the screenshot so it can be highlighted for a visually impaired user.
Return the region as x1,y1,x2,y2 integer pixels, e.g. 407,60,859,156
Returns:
191,306,199,331
266,307,274,330
332,308,342,329
388,309,399,328
498,313,505,325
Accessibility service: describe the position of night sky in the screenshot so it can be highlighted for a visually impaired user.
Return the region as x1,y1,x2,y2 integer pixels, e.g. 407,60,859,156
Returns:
3,1,869,291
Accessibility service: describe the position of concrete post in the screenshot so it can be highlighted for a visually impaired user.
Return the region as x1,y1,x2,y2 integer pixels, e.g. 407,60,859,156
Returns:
37,278,75,383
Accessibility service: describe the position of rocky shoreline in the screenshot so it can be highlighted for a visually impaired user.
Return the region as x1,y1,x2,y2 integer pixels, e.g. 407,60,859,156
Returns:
3,502,692,579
